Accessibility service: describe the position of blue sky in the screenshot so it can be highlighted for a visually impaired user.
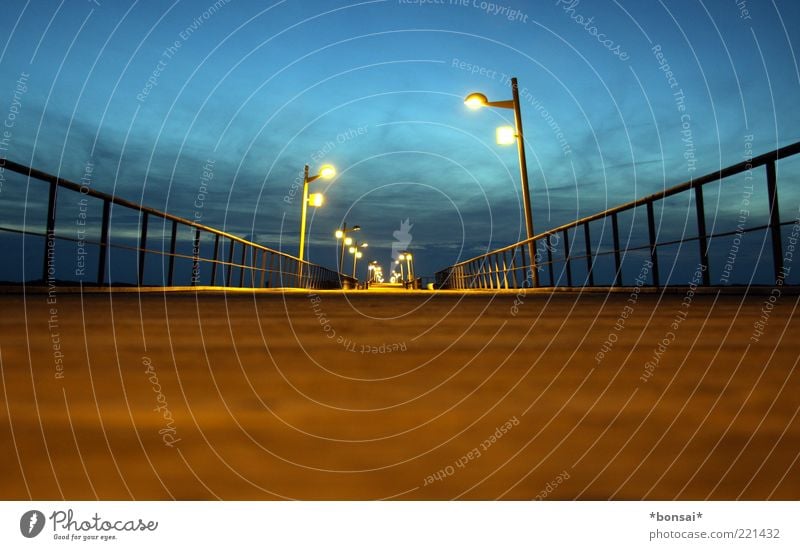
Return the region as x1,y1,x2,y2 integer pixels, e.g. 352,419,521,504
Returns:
1,0,799,283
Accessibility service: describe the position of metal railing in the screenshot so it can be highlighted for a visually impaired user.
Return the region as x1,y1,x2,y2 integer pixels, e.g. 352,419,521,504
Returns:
0,158,354,289
436,141,800,289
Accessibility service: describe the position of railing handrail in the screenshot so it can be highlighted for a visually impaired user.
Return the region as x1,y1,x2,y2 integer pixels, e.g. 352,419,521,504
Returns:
0,157,328,269
442,140,800,271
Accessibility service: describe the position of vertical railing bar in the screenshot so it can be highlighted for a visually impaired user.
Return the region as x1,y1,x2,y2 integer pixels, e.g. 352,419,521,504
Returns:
563,229,572,287
191,228,200,287
267,252,276,288
97,200,111,285
520,242,530,287
612,213,622,286
694,185,711,285
42,181,58,282
766,160,783,281
509,247,520,289
210,233,220,286
259,250,267,288
138,211,149,286
238,244,247,287
647,201,660,287
584,222,594,287
502,250,510,289
167,219,177,287
225,239,235,286
546,235,554,287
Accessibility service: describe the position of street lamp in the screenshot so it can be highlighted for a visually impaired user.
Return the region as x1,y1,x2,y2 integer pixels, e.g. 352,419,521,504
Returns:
367,261,380,284
395,259,404,282
335,223,360,274
402,251,414,283
349,241,367,279
298,163,336,269
465,77,537,286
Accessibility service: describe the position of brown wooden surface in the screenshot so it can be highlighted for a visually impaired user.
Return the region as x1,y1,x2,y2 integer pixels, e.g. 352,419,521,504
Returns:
0,289,798,500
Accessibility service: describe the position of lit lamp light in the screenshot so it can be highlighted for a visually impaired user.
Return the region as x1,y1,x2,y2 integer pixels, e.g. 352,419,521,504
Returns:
298,164,336,278
496,125,516,145
335,223,360,274
396,258,405,281
464,77,537,286
464,92,489,110
308,193,324,207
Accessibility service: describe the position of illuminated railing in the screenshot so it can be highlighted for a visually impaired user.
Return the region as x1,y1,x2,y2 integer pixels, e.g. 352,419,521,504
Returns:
435,141,800,289
0,159,354,289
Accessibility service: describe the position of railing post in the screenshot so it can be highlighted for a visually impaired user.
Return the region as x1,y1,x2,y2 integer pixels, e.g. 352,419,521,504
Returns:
97,200,110,285
267,252,276,288
612,213,622,286
520,243,529,287
238,244,247,287
562,229,572,287
167,220,177,286
646,201,660,287
694,185,711,285
42,181,58,283
766,161,783,281
510,247,520,288
138,211,148,286
546,235,554,286
501,250,510,289
191,228,200,286
225,240,235,286
584,223,594,286
210,234,220,286
259,250,267,288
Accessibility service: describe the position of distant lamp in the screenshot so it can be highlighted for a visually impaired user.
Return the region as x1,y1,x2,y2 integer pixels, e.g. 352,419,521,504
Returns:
496,125,516,145
335,229,344,239
345,237,353,246
349,246,356,254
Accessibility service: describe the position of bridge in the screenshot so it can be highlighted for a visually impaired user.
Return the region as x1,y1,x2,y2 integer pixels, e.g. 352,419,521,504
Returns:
1,143,799,499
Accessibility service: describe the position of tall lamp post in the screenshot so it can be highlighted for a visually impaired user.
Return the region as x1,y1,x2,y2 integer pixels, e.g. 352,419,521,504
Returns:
349,241,368,279
298,163,336,278
465,77,537,286
399,251,414,287
335,223,360,274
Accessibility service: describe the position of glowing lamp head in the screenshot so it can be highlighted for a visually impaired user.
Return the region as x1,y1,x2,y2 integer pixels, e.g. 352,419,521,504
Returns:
308,193,324,207
398,254,405,261
361,243,368,248
349,246,356,254
335,229,344,239
405,253,412,259
464,92,488,110
318,164,336,179
356,251,363,259
496,125,516,145
344,237,353,246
